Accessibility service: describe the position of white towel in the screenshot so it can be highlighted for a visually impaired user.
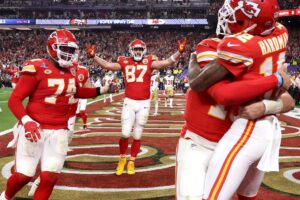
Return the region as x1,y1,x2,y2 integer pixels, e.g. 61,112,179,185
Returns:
7,123,22,148
257,116,282,172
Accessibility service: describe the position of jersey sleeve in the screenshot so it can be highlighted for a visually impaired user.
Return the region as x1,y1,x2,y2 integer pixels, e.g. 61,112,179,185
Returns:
217,36,254,77
196,38,220,68
117,56,125,70
8,74,38,120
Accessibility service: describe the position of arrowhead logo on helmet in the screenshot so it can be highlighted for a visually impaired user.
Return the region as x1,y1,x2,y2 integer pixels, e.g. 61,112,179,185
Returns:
238,1,261,19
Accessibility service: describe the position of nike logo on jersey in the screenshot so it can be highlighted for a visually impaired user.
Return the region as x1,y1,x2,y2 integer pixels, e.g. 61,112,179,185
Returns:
227,42,240,47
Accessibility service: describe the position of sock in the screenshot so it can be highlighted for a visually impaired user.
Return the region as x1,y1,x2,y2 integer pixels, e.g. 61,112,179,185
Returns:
237,194,257,200
129,156,136,162
154,101,158,113
110,94,113,101
119,138,129,155
33,172,59,200
131,140,141,158
170,98,173,107
75,113,81,118
80,111,87,126
5,172,32,199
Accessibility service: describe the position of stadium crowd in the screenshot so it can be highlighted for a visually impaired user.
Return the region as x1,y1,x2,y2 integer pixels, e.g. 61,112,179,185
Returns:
0,30,206,89
1,27,300,89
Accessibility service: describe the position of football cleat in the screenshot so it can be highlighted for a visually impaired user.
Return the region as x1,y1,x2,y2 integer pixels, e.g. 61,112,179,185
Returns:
83,125,88,130
116,157,127,176
127,161,135,175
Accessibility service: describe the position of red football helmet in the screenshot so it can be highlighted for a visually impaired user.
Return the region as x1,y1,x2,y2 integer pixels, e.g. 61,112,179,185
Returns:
47,29,79,68
216,0,280,36
128,39,147,61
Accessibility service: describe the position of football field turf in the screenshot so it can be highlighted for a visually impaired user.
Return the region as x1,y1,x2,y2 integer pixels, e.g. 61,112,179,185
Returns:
0,90,300,199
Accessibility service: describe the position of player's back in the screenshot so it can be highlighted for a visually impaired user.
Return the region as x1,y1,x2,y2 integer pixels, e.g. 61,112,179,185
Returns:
218,23,288,81
118,55,156,100
184,38,232,142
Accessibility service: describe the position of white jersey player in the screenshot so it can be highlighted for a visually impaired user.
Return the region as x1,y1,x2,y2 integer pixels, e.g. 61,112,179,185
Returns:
150,70,160,115
164,70,175,108
103,71,114,103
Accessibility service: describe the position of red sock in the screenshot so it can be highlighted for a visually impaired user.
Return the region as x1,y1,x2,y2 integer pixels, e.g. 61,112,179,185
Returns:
237,194,257,200
76,113,81,118
119,138,129,155
33,172,59,200
5,172,32,199
131,140,141,157
80,111,87,125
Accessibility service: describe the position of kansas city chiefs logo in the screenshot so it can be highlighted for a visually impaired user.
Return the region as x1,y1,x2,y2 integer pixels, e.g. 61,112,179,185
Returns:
238,1,261,19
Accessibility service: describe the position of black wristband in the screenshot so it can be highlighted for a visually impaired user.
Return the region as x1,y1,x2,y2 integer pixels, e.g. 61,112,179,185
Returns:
96,87,101,95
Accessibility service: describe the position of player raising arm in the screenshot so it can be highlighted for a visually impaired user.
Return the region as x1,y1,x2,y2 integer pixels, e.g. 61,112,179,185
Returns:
86,38,186,175
0,29,107,200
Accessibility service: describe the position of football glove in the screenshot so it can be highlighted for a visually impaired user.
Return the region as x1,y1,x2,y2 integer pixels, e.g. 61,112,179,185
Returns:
86,43,96,58
178,38,187,54
24,121,41,142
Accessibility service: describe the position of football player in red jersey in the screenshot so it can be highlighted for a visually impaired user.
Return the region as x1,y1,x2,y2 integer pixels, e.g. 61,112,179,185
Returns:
6,65,20,89
0,29,108,200
75,65,92,130
87,38,186,175
27,63,93,197
177,0,294,200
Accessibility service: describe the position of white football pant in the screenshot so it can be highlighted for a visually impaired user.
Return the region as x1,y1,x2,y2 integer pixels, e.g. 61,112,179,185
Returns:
121,97,150,140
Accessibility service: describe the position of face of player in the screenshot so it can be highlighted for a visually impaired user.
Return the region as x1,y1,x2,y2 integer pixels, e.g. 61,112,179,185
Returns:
133,47,144,59
58,46,77,62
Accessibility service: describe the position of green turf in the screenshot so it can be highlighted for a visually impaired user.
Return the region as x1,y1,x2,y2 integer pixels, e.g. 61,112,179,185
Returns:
0,88,18,131
0,88,107,132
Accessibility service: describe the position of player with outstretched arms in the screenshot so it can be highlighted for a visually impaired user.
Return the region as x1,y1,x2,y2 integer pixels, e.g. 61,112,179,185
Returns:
86,38,186,175
0,29,108,200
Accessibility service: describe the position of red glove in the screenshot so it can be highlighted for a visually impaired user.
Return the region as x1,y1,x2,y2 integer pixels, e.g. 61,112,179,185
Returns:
86,44,96,58
24,121,41,142
177,38,187,54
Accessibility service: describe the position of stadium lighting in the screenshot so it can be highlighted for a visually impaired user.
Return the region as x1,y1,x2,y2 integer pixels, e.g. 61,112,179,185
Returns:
44,27,60,30
15,27,32,30
0,27,12,30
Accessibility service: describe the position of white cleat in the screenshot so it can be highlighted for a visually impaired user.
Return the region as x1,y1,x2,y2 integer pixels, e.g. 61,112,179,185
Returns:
153,113,158,116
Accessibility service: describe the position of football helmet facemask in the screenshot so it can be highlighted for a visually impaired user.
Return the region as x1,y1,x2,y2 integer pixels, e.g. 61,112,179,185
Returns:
47,29,79,68
216,0,279,36
129,39,147,61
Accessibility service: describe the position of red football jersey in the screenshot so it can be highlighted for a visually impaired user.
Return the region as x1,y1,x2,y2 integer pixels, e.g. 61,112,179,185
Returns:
184,38,232,142
118,55,157,100
19,58,78,129
217,23,288,100
6,65,20,84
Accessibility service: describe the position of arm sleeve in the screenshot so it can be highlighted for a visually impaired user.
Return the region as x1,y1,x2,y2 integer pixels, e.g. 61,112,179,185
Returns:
8,75,38,120
208,75,279,106
75,87,98,98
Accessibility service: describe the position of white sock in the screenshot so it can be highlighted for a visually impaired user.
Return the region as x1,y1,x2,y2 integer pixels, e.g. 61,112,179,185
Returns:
110,94,113,101
170,98,173,107
154,101,158,114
